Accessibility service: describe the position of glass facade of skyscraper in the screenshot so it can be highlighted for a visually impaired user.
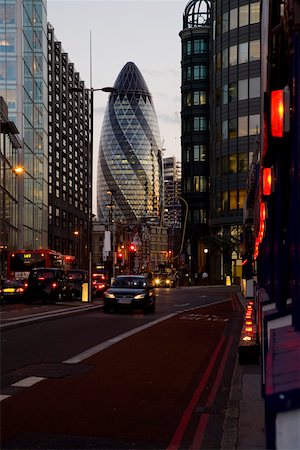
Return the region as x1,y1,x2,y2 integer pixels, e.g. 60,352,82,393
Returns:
0,0,48,249
97,62,163,224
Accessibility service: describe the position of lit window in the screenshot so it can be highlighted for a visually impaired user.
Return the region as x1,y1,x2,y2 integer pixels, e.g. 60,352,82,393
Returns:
239,153,248,172
250,2,260,24
238,116,248,137
229,155,237,173
238,189,246,209
230,190,237,209
239,4,249,27
222,191,229,211
250,40,260,61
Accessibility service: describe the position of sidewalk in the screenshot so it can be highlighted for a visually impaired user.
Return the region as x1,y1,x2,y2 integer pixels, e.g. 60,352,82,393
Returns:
222,291,266,450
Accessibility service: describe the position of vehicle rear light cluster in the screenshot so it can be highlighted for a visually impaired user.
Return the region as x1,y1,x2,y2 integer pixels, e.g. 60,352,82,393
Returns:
51,282,57,289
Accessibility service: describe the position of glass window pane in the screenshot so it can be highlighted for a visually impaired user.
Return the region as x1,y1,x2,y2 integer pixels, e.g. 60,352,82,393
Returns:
230,190,237,209
185,92,192,107
194,145,200,161
216,52,221,71
186,40,192,55
229,155,237,173
250,40,260,61
238,189,246,209
222,48,228,68
249,77,260,98
238,79,248,100
222,156,228,175
229,82,237,102
222,191,229,211
239,4,249,27
230,8,238,30
239,42,249,64
223,11,229,33
222,84,228,105
239,153,248,172
250,2,260,24
222,120,228,140
229,45,237,66
238,116,248,137
200,144,207,162
229,119,237,139
249,114,260,135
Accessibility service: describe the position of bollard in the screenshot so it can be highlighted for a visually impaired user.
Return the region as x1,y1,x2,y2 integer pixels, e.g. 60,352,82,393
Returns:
82,282,88,302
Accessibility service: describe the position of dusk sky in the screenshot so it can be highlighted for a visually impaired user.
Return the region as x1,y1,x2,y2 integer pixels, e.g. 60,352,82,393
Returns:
47,0,188,211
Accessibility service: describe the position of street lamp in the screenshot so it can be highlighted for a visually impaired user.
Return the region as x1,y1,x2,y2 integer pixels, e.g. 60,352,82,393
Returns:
69,85,117,302
106,189,116,280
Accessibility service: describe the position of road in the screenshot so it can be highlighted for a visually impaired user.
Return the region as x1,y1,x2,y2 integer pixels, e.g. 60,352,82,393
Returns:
1,285,244,449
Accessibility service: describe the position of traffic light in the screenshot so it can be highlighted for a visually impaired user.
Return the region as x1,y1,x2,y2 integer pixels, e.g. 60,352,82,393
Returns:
129,243,136,253
117,252,123,265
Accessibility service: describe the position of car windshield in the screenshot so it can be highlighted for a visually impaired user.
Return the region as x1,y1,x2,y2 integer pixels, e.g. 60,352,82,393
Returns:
112,277,147,288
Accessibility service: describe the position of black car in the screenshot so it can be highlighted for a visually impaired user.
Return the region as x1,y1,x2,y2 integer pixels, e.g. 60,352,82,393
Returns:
103,275,156,314
24,268,69,303
66,269,88,300
0,278,27,303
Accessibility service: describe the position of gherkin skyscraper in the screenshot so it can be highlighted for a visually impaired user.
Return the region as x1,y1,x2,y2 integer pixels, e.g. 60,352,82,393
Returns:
97,62,163,223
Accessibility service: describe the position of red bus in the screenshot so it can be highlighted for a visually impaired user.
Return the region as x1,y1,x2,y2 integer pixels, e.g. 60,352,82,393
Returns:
7,249,64,280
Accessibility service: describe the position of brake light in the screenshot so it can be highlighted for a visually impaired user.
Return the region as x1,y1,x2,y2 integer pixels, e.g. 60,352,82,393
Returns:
24,282,28,288
51,282,57,289
38,277,45,281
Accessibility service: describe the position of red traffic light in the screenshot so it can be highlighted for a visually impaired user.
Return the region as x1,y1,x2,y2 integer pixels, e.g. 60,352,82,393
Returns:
129,243,136,252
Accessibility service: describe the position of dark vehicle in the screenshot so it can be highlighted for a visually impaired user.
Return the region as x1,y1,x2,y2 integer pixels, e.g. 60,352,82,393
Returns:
103,275,156,314
24,268,69,303
66,269,88,300
0,278,27,303
92,273,108,298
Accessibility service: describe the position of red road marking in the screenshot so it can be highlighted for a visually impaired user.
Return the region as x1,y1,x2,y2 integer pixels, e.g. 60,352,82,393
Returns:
190,335,234,449
166,334,226,450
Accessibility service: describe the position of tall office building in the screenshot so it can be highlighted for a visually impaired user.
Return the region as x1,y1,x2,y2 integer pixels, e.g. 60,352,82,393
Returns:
47,24,91,269
0,0,48,249
209,0,261,282
97,62,163,224
163,156,181,227
179,0,211,276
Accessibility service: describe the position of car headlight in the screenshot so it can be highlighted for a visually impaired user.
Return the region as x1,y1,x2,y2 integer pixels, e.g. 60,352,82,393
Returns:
134,293,146,300
154,278,160,285
166,279,170,285
104,292,115,299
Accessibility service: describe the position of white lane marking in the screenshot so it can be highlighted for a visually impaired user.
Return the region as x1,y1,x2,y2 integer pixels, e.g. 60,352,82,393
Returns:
11,376,46,387
64,313,177,364
174,302,190,307
0,305,101,329
0,394,11,402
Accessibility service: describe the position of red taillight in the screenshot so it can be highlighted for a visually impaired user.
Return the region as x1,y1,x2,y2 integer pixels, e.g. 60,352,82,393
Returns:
38,277,45,281
16,288,24,293
24,282,28,288
51,282,57,289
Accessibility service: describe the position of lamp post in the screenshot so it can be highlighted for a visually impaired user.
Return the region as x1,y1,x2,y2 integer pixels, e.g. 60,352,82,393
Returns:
106,190,116,281
69,85,116,302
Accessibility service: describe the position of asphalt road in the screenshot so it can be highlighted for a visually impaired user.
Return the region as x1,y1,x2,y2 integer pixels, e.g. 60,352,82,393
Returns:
1,286,243,449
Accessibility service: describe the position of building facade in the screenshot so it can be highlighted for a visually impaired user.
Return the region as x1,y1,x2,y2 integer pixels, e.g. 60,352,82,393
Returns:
47,24,91,269
0,96,22,278
179,0,211,278
0,0,48,250
209,0,261,283
97,62,163,224
163,156,181,227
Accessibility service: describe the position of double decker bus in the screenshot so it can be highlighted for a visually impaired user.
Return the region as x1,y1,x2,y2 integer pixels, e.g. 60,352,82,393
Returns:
7,249,64,280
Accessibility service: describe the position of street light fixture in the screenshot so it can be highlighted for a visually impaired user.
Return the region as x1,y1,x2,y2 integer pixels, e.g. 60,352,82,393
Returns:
69,85,117,302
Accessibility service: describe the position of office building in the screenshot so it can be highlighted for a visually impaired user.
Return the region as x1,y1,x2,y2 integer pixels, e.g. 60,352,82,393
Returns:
97,62,163,224
209,0,261,282
0,0,48,249
163,156,181,227
0,96,22,277
179,0,211,277
47,24,91,269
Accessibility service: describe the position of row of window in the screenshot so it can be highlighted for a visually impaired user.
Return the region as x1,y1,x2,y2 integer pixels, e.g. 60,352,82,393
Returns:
183,64,208,82
213,2,260,38
216,189,247,212
221,114,260,140
183,176,209,193
215,39,260,71
215,153,250,175
183,38,208,56
183,116,208,132
188,209,207,225
216,77,260,106
183,144,208,162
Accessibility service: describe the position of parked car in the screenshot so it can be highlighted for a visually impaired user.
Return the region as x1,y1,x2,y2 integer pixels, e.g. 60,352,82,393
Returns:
0,278,27,303
24,268,70,303
66,269,88,300
103,275,156,313
92,273,108,298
